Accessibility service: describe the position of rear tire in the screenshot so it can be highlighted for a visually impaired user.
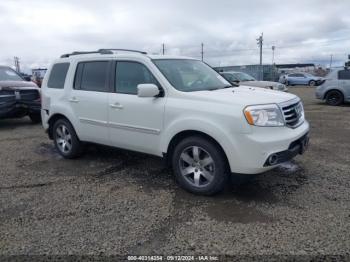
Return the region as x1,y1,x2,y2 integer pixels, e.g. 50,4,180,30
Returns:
29,113,41,124
171,136,229,195
325,90,343,106
52,118,83,158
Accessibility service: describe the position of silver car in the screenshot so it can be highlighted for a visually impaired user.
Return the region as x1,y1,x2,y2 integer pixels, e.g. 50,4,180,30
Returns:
220,71,288,92
315,68,350,106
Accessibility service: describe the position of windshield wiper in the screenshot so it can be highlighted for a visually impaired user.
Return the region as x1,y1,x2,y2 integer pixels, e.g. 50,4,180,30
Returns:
207,85,235,91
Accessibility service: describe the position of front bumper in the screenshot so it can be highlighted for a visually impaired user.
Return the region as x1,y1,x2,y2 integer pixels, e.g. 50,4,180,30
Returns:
0,89,41,118
225,120,310,174
315,87,324,99
0,100,41,118
263,133,309,166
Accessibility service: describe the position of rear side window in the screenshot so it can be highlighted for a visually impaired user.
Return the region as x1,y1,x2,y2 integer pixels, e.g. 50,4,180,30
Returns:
115,62,159,95
338,70,350,80
47,63,70,89
74,61,109,92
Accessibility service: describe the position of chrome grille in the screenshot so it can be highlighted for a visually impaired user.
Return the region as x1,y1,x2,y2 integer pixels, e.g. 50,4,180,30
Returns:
279,98,304,128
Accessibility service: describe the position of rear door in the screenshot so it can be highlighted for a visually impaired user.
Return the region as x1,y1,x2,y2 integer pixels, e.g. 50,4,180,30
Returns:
68,60,111,145
338,69,350,101
108,61,166,155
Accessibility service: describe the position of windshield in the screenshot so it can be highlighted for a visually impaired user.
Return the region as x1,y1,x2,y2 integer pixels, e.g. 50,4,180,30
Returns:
153,59,231,92
232,72,256,81
0,67,23,81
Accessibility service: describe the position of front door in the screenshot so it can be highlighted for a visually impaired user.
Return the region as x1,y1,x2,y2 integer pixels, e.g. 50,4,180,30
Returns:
108,61,166,155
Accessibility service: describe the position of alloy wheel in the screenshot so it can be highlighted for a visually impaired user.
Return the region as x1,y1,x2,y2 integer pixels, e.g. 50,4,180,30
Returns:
55,124,72,154
179,146,215,188
327,92,341,106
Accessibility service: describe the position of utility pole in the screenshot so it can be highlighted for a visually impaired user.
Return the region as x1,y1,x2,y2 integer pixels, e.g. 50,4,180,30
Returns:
256,33,263,80
329,54,333,69
14,56,21,73
201,43,204,61
272,46,276,81
162,43,165,55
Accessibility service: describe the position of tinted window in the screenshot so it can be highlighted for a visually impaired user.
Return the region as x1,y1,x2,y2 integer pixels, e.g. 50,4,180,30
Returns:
47,63,70,89
115,62,158,94
75,61,109,92
289,74,297,77
338,70,350,80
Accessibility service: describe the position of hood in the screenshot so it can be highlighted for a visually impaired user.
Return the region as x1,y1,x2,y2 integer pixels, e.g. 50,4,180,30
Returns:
187,86,297,106
0,80,39,90
240,80,281,88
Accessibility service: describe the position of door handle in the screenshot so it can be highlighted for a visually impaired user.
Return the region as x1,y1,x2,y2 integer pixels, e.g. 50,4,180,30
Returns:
69,97,79,103
110,103,124,109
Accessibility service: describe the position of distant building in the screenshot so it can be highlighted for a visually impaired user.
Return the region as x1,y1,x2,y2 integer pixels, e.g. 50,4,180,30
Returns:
31,68,47,87
32,68,47,80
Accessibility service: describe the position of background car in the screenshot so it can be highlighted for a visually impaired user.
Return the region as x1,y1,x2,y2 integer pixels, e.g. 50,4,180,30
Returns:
280,73,323,86
220,71,288,92
0,66,41,123
315,67,350,106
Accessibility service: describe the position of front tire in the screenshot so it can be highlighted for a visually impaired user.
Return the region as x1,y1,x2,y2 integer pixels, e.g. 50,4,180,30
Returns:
309,80,316,86
52,118,83,158
171,136,229,195
325,90,343,106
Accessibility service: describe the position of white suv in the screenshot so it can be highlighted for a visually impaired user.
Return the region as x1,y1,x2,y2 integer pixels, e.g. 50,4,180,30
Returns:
41,49,310,195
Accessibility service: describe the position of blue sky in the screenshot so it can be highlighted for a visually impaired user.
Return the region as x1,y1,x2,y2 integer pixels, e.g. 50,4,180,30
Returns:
0,0,349,73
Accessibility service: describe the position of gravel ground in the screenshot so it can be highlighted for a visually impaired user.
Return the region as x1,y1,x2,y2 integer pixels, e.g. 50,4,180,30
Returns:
0,87,349,260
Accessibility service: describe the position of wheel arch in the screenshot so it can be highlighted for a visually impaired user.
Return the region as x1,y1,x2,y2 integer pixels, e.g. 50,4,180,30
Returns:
47,113,76,140
163,130,230,171
323,88,344,100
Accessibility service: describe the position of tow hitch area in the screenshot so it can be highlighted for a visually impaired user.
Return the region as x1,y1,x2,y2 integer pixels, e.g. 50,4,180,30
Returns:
264,133,309,166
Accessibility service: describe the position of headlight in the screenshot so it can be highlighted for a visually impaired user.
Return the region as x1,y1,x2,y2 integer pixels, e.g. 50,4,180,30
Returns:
244,104,285,127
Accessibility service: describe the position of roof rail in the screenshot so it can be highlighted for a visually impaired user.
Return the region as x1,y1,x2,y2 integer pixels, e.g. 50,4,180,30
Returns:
60,48,147,58
98,49,147,55
60,50,111,58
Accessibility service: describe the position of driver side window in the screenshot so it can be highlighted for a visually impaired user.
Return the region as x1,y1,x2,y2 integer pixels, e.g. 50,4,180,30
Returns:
115,62,159,95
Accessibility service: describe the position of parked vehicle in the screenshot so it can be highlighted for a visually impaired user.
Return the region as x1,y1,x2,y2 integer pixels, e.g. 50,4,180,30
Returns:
280,73,323,86
0,66,41,123
41,49,309,195
315,67,350,106
220,71,288,91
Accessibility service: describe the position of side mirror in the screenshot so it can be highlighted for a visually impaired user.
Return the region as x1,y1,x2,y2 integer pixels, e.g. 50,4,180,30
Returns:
23,76,31,81
137,84,160,97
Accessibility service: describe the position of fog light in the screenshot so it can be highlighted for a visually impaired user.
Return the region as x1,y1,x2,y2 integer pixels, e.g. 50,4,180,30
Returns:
268,154,279,165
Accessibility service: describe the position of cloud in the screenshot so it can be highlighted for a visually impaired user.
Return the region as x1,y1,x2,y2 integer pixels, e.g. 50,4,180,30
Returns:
0,0,349,72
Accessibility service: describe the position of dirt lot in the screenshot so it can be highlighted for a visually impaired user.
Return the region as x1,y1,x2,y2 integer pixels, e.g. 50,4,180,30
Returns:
0,87,349,259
